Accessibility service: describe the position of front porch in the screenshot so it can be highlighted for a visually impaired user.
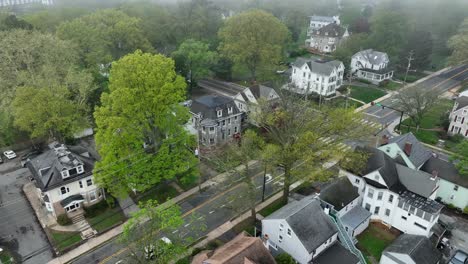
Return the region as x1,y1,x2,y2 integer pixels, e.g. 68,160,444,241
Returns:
357,70,394,84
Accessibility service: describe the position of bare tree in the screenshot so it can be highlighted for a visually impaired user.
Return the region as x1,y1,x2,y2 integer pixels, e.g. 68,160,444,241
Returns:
395,87,438,132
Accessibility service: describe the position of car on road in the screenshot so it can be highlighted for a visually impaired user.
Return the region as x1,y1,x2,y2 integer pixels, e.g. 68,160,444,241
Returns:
450,250,468,264
3,150,16,159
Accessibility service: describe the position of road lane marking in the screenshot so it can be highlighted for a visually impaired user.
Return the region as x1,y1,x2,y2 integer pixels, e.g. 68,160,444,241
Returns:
220,204,226,208
209,210,215,214
184,223,190,227
172,230,179,234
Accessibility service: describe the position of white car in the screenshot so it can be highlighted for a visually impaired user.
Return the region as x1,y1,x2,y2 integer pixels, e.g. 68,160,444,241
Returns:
3,150,16,159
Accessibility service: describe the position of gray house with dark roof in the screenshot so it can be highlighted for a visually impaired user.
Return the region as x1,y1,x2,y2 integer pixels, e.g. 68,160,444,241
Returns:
351,49,393,84
27,142,104,218
380,234,441,264
306,23,349,53
189,95,242,146
448,91,468,137
341,147,443,237
262,197,362,264
287,57,344,96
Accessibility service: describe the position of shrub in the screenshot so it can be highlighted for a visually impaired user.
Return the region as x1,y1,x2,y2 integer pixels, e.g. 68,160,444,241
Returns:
357,78,373,85
275,253,296,264
447,203,456,209
379,79,390,87
464,206,468,215
57,214,72,226
191,247,203,256
84,200,109,218
289,48,309,58
106,195,116,208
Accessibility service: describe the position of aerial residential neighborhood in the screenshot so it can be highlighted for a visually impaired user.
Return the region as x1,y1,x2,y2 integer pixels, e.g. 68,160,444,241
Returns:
0,0,467,264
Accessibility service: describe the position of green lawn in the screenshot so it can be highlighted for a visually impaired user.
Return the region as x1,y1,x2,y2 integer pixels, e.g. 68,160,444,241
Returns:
381,81,402,91
86,207,126,233
325,97,364,109
259,199,286,217
357,224,398,261
137,184,180,204
349,86,387,103
49,229,82,252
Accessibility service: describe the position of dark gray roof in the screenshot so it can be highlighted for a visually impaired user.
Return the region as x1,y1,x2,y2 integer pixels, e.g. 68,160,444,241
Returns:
388,133,432,168
310,23,347,38
292,57,343,76
197,79,246,96
383,234,441,264
309,15,335,23
319,177,359,211
421,157,468,188
28,143,95,192
396,164,437,198
314,242,360,264
341,206,372,230
399,190,443,215
190,95,240,120
265,197,338,254
249,84,277,101
352,49,389,65
60,194,84,207
455,96,468,111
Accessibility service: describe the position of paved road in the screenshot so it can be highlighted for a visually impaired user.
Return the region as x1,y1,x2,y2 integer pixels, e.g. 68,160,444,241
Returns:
72,165,284,264
0,156,53,264
364,64,468,125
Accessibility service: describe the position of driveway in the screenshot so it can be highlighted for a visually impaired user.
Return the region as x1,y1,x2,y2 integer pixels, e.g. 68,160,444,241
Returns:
440,211,468,261
0,157,53,264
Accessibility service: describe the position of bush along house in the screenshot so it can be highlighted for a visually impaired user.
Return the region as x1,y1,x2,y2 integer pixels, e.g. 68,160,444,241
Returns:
27,142,104,219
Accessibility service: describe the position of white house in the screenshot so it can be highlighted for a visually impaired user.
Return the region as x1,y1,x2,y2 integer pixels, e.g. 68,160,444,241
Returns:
287,57,344,96
262,197,361,264
380,234,441,264
341,147,443,238
351,49,393,84
306,23,349,53
0,0,53,6
448,91,468,137
319,177,371,238
27,142,104,218
308,15,340,31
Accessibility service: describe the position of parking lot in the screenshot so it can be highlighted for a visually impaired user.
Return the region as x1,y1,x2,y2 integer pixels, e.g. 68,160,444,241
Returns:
0,154,53,264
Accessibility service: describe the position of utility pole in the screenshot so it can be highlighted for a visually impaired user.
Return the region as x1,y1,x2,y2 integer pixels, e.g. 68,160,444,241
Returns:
345,73,352,110
195,115,202,193
403,50,415,85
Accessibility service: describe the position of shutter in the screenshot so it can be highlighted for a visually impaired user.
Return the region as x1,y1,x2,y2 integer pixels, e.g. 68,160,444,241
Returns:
462,117,465,124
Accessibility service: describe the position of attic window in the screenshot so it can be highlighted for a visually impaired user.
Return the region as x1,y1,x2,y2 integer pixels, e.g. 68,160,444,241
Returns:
61,170,69,179
217,109,222,117
228,107,233,114
77,165,84,174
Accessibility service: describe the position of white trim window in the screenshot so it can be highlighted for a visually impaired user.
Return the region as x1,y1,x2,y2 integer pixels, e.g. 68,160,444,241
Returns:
86,178,93,186
77,165,84,174
89,191,97,202
217,109,222,117
61,170,69,179
79,181,83,188
60,186,70,195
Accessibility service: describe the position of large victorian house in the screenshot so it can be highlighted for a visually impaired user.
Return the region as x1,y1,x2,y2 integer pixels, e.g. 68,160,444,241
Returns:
448,90,468,137
351,49,394,84
306,23,349,53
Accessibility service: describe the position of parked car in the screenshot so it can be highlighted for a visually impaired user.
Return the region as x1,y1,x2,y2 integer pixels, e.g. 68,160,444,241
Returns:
3,150,16,159
450,250,468,264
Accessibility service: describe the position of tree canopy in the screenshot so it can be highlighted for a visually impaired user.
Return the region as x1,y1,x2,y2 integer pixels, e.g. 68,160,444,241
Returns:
448,18,468,66
94,50,197,197
218,9,290,81
451,140,468,177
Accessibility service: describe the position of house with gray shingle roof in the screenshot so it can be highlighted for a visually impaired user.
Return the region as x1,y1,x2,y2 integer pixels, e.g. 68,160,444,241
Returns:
27,142,104,219
448,91,468,138
351,49,393,84
262,197,360,264
286,57,344,96
308,15,340,31
380,234,441,264
306,23,349,53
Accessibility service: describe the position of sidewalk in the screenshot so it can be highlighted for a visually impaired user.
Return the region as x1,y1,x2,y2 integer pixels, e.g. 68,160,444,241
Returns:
47,161,259,264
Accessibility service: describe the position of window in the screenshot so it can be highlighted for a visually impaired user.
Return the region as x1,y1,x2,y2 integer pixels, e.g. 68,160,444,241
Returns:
303,72,306,77
234,126,238,133
365,203,371,211
355,178,360,184
228,129,231,136
228,107,233,114
279,223,283,232
287,228,292,236
414,222,427,230
401,216,407,220
202,126,206,132
367,188,374,199
209,127,215,132
293,69,296,74
385,209,390,216
454,185,459,191
60,186,69,195
79,181,83,188
377,192,383,200
77,165,84,174
398,200,404,208
279,235,283,243
409,206,416,215
89,191,97,202
217,110,222,117
61,170,69,178
374,206,380,215
423,213,432,222
345,226,349,231
374,174,379,181
209,138,214,144
87,179,93,186
228,118,231,124
222,120,226,126
234,116,238,121
388,195,394,203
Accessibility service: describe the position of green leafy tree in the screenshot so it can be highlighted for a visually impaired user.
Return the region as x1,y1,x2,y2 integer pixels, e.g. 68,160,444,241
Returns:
0,14,32,30
254,92,372,203
94,50,197,197
394,86,438,131
12,86,87,140
121,200,205,263
218,9,290,81
22,8,87,33
57,9,153,68
172,39,218,90
333,33,370,72
451,140,468,177
275,253,296,264
448,18,468,66
339,0,362,26
400,30,433,70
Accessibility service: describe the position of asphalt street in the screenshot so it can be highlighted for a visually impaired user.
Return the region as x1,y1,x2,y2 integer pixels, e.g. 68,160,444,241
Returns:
364,64,468,125
0,155,53,264
72,165,283,264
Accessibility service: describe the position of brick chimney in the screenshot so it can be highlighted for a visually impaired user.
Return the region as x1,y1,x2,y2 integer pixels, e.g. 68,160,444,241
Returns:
404,142,412,156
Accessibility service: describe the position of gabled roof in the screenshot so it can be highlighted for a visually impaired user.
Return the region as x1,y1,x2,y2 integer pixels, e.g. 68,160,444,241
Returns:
28,143,96,192
421,157,468,188
249,84,278,101
341,206,372,230
319,177,359,211
454,96,468,111
396,164,437,198
265,197,337,254
192,232,276,264
314,242,360,264
383,234,441,264
292,57,343,76
190,95,240,120
352,49,389,65
388,133,432,168
309,15,336,23
310,23,347,38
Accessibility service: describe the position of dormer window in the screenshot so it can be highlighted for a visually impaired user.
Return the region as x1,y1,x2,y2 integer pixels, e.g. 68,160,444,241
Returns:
77,165,84,174
61,170,69,179
228,107,233,114
217,109,222,117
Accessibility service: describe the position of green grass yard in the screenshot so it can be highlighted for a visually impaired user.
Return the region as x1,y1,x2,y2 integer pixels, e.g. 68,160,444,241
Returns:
349,86,387,103
49,229,82,252
86,207,126,233
357,223,398,261
137,184,180,204
259,198,286,217
381,81,402,91
325,97,364,109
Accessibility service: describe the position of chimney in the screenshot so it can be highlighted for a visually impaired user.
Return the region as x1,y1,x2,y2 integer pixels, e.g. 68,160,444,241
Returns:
404,142,412,156
431,170,438,180
380,135,389,146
